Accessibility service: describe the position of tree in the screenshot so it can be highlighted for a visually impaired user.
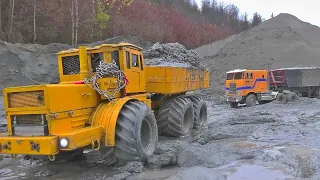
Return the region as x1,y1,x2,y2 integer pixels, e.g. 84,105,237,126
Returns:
252,12,262,27
240,12,249,31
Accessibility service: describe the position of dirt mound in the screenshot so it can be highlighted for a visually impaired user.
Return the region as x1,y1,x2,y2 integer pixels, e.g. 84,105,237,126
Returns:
198,13,320,91
0,36,152,93
143,42,205,68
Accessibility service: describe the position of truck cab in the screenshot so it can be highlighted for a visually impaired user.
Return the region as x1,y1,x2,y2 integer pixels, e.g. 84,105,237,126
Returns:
225,69,269,107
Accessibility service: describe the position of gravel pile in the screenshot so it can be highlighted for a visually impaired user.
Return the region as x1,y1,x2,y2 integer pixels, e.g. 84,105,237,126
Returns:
143,42,205,68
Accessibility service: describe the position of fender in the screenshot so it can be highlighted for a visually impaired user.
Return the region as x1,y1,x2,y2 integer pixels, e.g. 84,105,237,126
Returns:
90,94,150,146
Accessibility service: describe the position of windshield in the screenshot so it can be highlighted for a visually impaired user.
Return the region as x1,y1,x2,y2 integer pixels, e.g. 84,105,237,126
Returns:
227,73,234,80
227,72,243,80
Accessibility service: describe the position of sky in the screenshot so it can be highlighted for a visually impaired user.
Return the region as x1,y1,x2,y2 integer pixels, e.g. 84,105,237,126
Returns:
195,0,320,27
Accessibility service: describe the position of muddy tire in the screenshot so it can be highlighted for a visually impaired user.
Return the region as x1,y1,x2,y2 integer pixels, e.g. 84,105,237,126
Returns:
315,89,320,99
286,92,298,102
115,101,158,162
245,94,257,107
85,147,117,166
276,93,287,103
229,102,238,108
186,96,208,129
157,96,194,137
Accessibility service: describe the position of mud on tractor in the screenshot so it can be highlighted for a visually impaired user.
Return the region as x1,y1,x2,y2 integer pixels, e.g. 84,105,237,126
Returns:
0,43,209,163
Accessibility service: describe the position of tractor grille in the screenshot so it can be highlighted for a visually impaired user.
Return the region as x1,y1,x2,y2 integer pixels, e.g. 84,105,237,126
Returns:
13,114,44,125
8,90,45,108
62,55,80,75
229,83,237,94
11,114,48,136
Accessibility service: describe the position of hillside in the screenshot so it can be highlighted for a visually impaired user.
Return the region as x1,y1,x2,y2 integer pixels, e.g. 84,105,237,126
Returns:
198,13,320,92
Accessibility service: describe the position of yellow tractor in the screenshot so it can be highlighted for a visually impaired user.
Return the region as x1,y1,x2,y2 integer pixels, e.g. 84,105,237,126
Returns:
0,43,209,163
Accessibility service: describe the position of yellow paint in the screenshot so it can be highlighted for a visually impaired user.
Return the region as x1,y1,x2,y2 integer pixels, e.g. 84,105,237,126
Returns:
0,42,209,158
145,66,210,94
0,136,58,155
225,69,269,97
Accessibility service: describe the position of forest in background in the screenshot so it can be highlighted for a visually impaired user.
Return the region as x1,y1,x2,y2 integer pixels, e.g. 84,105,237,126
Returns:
0,0,263,48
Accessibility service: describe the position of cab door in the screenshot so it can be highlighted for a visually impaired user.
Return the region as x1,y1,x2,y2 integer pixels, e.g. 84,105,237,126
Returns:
244,72,254,90
123,48,145,93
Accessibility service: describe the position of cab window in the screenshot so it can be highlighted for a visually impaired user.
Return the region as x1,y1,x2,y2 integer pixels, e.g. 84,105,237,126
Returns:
234,72,243,79
246,72,253,79
132,54,139,67
227,73,234,80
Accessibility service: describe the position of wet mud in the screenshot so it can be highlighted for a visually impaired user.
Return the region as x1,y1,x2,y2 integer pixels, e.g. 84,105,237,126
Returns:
1,97,320,179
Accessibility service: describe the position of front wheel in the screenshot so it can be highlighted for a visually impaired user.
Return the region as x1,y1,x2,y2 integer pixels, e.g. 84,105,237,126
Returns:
115,101,158,162
246,94,257,107
229,102,238,108
276,93,287,103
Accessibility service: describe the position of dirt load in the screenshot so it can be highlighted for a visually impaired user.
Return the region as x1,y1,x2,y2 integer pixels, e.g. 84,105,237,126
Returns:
143,42,205,68
197,13,320,92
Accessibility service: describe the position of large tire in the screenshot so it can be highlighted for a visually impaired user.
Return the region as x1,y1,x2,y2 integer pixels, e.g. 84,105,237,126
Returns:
245,94,257,107
229,102,238,108
115,101,158,162
315,89,320,99
157,96,194,137
286,92,299,102
186,96,208,129
276,93,287,103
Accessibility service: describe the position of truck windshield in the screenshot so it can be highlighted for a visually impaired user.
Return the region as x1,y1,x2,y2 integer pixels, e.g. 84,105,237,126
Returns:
227,72,243,80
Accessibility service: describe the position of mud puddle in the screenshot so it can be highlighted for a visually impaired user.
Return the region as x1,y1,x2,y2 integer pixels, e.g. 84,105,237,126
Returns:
220,160,294,180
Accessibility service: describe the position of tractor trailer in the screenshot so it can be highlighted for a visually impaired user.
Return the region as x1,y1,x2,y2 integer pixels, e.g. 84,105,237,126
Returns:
0,43,209,163
225,67,320,108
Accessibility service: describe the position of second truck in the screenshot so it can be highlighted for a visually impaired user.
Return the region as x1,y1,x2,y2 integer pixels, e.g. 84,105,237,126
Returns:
225,67,320,108
0,43,209,163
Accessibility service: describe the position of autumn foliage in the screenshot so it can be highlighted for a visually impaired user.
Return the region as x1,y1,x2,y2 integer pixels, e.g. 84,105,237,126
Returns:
0,0,254,48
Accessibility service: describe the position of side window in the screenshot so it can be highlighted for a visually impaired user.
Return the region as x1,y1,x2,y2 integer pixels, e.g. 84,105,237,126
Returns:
126,51,130,69
262,75,265,78
132,54,139,67
91,53,104,72
139,55,144,70
111,51,120,69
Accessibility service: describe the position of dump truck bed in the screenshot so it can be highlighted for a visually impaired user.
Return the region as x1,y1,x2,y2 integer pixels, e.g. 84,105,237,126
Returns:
145,66,209,94
273,67,320,87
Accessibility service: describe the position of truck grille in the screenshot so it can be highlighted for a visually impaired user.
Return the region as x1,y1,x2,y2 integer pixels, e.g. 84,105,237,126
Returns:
62,55,80,75
8,90,45,108
229,83,237,94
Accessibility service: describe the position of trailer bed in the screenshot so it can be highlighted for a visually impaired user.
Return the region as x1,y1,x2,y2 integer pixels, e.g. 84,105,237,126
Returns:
145,66,209,94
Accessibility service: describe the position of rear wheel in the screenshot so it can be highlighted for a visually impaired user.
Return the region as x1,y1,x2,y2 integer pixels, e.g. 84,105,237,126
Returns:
115,101,158,162
229,102,238,108
276,93,287,103
315,89,320,99
186,96,208,129
286,92,299,102
157,96,194,137
245,94,257,107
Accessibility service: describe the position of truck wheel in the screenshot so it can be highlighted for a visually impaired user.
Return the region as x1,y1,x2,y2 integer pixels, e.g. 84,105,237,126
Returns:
158,96,194,137
115,101,158,162
229,102,238,108
245,94,257,107
286,92,299,102
186,96,208,129
276,93,287,103
315,89,320,99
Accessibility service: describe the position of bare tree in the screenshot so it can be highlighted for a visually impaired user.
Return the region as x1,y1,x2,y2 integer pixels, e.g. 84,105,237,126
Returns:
33,0,37,43
75,0,78,44
9,0,15,33
71,0,75,45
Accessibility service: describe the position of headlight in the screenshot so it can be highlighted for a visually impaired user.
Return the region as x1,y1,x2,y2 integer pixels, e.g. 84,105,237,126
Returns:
60,138,68,148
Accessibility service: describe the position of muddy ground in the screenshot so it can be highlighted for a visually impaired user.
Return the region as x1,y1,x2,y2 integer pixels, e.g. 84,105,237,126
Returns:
1,96,320,180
